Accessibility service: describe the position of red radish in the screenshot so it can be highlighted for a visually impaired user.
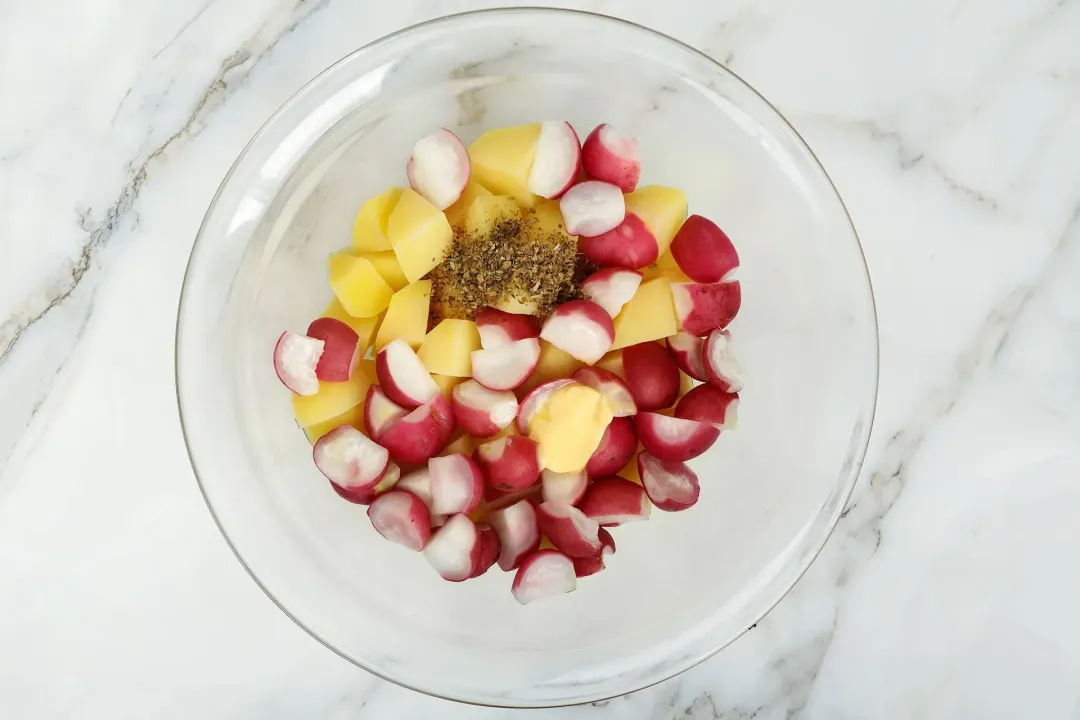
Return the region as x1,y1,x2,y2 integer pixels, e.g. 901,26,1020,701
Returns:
471,338,541,391
539,300,615,365
313,425,390,502
367,490,432,550
451,380,518,437
273,331,324,395
581,124,641,193
306,318,360,382
475,435,541,492
375,339,439,408
537,501,602,557
340,461,403,505
585,417,638,478
406,128,470,210
669,215,740,283
423,513,481,582
487,499,541,571
364,385,409,441
379,394,456,464
578,476,651,525
573,528,616,578
395,467,433,510
578,214,659,270
429,453,485,515
666,332,708,382
431,513,449,527
540,469,589,505
484,483,542,512
559,180,625,237
527,121,582,199
572,367,636,417
517,379,576,433
475,307,541,349
703,329,744,392
671,281,742,336
637,452,700,512
511,550,576,604
674,384,739,429
634,412,719,462
469,523,502,578
581,268,642,318
622,342,680,411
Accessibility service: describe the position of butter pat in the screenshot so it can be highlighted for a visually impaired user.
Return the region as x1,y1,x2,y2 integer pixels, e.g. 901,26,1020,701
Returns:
528,385,614,473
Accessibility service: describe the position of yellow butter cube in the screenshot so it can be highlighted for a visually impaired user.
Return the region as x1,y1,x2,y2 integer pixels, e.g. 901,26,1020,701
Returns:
611,277,678,350
320,298,380,354
468,124,542,208
387,189,454,283
417,319,482,377
353,187,404,252
328,251,393,318
303,403,367,444
375,280,431,351
445,180,494,229
465,195,521,238
625,186,688,255
529,384,613,473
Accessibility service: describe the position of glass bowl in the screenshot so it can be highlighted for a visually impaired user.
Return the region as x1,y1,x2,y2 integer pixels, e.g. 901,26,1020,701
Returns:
176,8,877,708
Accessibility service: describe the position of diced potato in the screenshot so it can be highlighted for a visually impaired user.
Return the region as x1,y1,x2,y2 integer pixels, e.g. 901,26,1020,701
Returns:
679,370,695,397
353,187,404,252
495,295,538,315
465,195,521,238
618,449,644,484
431,373,466,400
387,189,454,283
445,180,494,229
417,319,482,377
641,251,690,283
303,403,366,444
468,124,542,208
519,340,584,393
611,277,678,350
527,200,573,243
594,349,625,379
440,430,478,457
375,279,431,351
328,251,393,318
625,186,688,255
320,298,380,353
356,250,409,291
291,364,374,428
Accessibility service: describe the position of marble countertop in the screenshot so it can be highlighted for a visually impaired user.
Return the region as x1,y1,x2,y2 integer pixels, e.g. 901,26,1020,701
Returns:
3,0,1080,717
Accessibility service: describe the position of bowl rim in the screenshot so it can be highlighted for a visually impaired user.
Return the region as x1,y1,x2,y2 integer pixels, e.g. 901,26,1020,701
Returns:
175,6,879,708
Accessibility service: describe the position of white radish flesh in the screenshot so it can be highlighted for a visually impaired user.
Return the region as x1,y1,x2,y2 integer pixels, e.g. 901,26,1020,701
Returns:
539,300,615,365
634,412,719,462
559,181,625,237
527,121,581,199
423,513,481,582
475,307,540,349
581,268,643,318
273,331,324,395
367,490,432,550
637,452,701,512
451,380,518,437
406,128,471,210
470,338,542,391
572,366,637,417
703,329,744,393
666,332,709,382
313,425,390,501
540,469,589,506
364,384,409,441
375,339,440,408
512,550,577,604
487,499,541,571
536,501,602,558
429,453,485,515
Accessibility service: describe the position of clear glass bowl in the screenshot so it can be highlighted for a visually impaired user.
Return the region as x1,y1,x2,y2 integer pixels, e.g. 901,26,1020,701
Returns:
176,8,878,708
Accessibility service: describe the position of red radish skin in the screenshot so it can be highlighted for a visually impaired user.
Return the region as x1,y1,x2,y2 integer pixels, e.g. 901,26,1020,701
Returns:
637,452,701,511
406,128,470,210
487,499,541,571
674,384,739,430
451,380,518,437
423,513,482,582
470,523,502,578
313,425,390,502
511,550,577,605
484,483,542,512
379,394,456,464
581,124,641,193
306,318,360,382
666,332,709,382
471,338,541,391
578,476,651,526
704,329,744,393
635,412,719,462
669,215,740,283
376,339,440,408
559,181,625,237
333,461,402,505
671,281,742,336
573,528,616,577
475,435,542,492
540,469,589,505
578,214,659,270
622,342,681,411
539,300,615,365
364,384,409,441
273,331,324,395
537,501,602,557
585,417,638,478
367,490,432,550
527,121,582,199
517,379,577,433
475,308,541,349
572,367,636,417
429,453,485,515
581,268,642,318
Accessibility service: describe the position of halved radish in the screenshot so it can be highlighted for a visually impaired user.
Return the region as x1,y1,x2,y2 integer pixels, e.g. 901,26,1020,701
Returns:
581,124,641,193
471,338,541,391
469,523,502,578
517,379,576,433
634,412,719,462
379,394,456,464
703,329,744,393
637,452,700,512
666,332,708,382
273,331,324,395
578,214,659,270
306,317,360,382
367,490,432,550
585,416,638,478
674,384,739,429
559,181,625,237
487,499,541,571
527,121,581,199
451,380,518,437
406,128,470,210
475,307,541,349
511,550,576,604
669,214,739,283
364,385,409,441
541,468,589,506
484,483,542,512
423,513,481,581
622,342,680,411
572,367,636,417
429,453,485,515
313,425,390,502
581,268,642,318
395,467,433,510
336,461,403,505
539,300,615,365
573,528,616,578
376,339,439,408
536,501,602,558
475,435,542,492
671,281,742,336
578,476,651,525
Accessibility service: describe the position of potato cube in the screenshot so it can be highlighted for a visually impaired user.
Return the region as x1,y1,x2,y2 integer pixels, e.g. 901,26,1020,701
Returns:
303,403,366,444
465,195,521,238
417,319,482,377
611,277,678,350
291,361,374,428
356,250,409,291
328,252,393,318
374,280,431,351
353,187,404,252
444,180,494,229
468,124,542,208
387,189,454,283
432,373,466,400
518,340,583,393
625,186,688,255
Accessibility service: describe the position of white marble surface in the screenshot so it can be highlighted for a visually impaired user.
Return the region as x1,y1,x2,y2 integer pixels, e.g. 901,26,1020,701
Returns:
3,0,1080,716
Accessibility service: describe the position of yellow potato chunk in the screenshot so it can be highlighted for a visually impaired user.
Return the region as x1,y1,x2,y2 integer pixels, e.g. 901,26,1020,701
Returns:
468,124,542,208
356,250,409,291
440,430,478,457
625,186,688,255
328,251,393,318
594,349,625,379
417,319,482,377
445,180,494,229
618,450,644,484
529,384,614,472
353,187,404,252
387,189,454,283
611,277,678,350
519,340,584,393
320,298,380,353
527,200,573,243
303,403,366,444
431,373,466,400
641,251,690,284
495,296,538,315
291,363,374,428
465,194,521,238
375,280,431,351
